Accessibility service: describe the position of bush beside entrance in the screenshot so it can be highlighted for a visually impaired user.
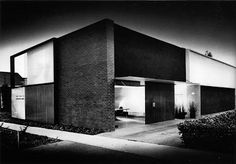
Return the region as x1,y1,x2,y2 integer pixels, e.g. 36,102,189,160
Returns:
177,110,236,153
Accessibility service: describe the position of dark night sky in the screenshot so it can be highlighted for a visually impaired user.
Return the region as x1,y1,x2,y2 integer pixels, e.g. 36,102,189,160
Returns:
0,1,236,71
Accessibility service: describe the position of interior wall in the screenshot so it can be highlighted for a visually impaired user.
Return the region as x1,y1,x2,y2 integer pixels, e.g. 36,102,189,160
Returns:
115,85,145,116
174,84,187,110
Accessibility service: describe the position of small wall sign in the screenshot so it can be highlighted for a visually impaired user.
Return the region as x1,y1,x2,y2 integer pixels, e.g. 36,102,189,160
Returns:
152,102,156,107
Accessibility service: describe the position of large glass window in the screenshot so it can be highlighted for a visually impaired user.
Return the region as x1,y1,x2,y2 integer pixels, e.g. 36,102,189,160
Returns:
14,41,54,86
14,53,27,86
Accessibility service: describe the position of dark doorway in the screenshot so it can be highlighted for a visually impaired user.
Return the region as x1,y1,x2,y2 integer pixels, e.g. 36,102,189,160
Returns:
145,82,174,124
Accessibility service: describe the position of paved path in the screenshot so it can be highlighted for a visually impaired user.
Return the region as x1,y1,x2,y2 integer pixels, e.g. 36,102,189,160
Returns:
22,140,162,164
0,121,234,164
99,118,184,147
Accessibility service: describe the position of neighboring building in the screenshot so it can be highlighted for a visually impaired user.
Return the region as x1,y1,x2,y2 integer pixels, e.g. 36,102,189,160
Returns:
10,19,236,131
0,72,24,87
0,72,24,110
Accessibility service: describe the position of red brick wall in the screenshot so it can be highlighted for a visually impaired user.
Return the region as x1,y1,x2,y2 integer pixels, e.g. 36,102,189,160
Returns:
55,19,115,131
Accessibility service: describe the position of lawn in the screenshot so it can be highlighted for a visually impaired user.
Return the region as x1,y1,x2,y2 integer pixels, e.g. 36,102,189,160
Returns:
0,126,60,164
0,127,59,150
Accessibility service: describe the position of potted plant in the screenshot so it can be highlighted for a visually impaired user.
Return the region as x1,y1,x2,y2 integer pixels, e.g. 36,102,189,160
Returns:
175,106,187,119
189,102,197,118
180,106,187,119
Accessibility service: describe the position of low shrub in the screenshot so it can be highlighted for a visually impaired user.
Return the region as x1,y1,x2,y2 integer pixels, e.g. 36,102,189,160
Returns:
0,112,104,135
189,102,197,118
175,106,187,119
177,110,236,153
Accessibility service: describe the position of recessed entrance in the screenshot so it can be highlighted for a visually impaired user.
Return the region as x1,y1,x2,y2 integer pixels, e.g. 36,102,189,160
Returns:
114,80,177,127
114,78,202,130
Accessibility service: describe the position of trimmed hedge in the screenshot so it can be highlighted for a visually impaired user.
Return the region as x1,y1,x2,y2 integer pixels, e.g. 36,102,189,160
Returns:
178,110,236,152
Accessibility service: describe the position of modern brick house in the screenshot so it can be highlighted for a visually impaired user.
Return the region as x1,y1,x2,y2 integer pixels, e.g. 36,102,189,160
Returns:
10,19,236,131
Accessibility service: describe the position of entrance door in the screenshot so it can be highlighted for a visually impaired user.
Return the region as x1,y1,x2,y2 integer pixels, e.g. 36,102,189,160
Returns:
145,82,174,124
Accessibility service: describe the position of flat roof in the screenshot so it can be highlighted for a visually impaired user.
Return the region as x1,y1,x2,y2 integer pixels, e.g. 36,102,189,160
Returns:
9,19,236,70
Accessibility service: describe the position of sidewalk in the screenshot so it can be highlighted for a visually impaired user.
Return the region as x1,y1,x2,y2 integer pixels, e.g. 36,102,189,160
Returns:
0,121,233,164
26,140,162,164
99,118,185,147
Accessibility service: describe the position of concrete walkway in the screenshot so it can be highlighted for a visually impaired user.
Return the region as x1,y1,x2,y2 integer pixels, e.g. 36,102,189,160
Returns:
99,118,185,147
0,121,234,164
26,140,162,164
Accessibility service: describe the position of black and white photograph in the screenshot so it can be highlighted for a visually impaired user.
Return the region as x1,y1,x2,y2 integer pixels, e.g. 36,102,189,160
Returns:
0,1,235,164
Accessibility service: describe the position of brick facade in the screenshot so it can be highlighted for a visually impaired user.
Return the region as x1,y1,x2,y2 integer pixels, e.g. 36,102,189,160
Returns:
55,19,115,131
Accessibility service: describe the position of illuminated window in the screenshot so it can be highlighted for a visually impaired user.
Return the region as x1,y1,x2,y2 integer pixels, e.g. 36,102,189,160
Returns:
14,41,54,86
14,53,27,86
